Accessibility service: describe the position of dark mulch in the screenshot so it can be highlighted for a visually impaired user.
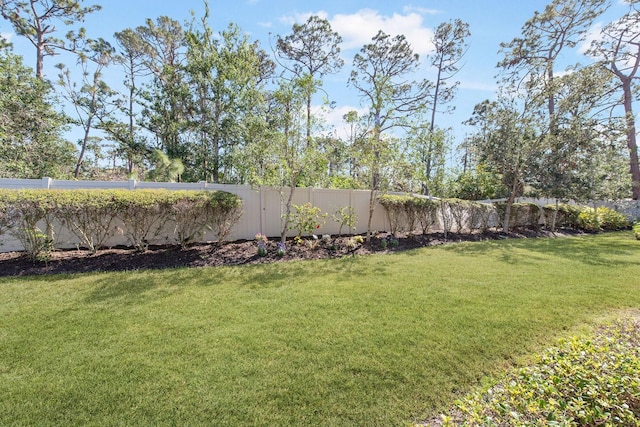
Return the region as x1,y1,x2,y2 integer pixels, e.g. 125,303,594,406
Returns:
0,228,580,277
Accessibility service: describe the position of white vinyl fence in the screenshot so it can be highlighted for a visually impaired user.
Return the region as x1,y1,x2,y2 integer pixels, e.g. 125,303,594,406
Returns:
1,178,638,253
0,178,389,252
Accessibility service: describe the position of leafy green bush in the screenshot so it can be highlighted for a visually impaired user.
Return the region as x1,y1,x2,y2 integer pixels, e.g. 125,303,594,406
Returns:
378,195,412,235
287,202,327,237
596,206,630,231
512,202,542,230
467,202,495,232
332,206,358,236
578,207,601,232
412,197,439,235
0,189,243,253
440,317,640,426
4,190,57,260
53,190,119,253
447,198,471,233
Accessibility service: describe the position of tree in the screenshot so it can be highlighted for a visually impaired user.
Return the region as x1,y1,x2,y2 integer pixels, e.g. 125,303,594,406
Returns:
185,5,274,183
56,37,115,178
348,30,432,239
466,95,546,231
499,0,608,132
0,0,101,79
588,1,640,199
0,45,75,177
276,15,343,144
422,19,470,195
133,16,189,165
100,28,151,176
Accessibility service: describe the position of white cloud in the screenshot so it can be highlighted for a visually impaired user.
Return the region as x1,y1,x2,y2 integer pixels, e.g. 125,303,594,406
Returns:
403,5,440,15
278,9,435,56
579,22,603,56
330,9,434,55
1,32,12,42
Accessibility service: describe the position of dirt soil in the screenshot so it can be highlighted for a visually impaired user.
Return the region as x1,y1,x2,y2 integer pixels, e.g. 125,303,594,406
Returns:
0,229,579,277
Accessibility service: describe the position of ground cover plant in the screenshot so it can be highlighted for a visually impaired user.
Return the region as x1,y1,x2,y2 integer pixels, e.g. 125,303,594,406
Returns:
0,232,639,426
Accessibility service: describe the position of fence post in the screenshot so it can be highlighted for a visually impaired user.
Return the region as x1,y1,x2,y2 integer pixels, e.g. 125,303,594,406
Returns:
41,177,52,189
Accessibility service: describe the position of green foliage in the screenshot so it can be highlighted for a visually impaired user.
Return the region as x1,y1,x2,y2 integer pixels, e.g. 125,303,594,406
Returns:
596,206,630,231
3,190,57,260
0,48,75,179
575,206,629,232
53,190,119,253
0,189,242,253
287,202,327,237
442,317,640,426
447,198,471,233
450,165,508,201
378,194,412,235
467,201,496,232
332,206,358,236
411,197,440,234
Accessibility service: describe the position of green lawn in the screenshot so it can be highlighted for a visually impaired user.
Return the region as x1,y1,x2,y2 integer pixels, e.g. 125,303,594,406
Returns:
1,232,639,426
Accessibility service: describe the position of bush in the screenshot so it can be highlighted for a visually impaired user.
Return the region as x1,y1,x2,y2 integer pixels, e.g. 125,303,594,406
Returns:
447,198,471,233
5,190,57,260
440,317,640,426
412,197,439,235
287,202,327,237
596,206,630,231
0,189,243,253
378,195,412,235
53,190,119,253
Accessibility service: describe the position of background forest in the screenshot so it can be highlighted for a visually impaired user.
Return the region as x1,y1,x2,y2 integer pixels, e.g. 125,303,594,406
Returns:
0,0,639,204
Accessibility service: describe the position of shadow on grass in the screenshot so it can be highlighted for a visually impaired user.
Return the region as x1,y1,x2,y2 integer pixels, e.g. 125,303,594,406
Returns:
439,232,639,268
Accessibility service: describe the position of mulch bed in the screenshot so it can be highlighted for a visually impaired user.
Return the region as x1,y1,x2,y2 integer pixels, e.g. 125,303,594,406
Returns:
0,229,580,277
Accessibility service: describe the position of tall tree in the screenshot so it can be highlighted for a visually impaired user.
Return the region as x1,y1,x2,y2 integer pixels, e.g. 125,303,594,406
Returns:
133,16,189,166
588,1,640,199
56,37,115,178
466,94,546,232
0,0,101,79
423,19,470,195
100,28,150,176
0,45,75,177
185,5,274,183
348,30,432,239
499,0,608,132
276,15,343,144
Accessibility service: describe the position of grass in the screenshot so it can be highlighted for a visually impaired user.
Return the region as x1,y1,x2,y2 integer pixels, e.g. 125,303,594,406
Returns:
0,232,639,426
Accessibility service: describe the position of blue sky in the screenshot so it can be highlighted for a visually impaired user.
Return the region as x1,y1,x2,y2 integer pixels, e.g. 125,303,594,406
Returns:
0,0,632,160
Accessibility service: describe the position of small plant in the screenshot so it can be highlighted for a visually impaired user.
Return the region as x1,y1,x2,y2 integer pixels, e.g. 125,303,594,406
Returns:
634,220,640,240
380,238,388,249
276,242,286,257
332,206,358,235
388,235,399,248
288,202,327,237
255,233,268,257
347,235,364,249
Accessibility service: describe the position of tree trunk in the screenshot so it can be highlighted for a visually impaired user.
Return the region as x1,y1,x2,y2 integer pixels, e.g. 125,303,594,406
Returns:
622,79,640,200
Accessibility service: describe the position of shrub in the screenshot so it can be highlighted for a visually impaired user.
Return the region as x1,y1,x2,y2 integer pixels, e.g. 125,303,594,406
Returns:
202,190,243,244
412,197,439,235
447,198,471,233
440,317,640,426
288,202,327,237
378,195,411,235
332,206,358,236
53,190,119,253
6,190,57,260
511,202,542,229
596,206,630,231
467,202,495,232
578,207,601,232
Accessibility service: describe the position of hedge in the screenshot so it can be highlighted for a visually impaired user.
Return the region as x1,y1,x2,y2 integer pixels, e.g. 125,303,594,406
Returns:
0,189,243,256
